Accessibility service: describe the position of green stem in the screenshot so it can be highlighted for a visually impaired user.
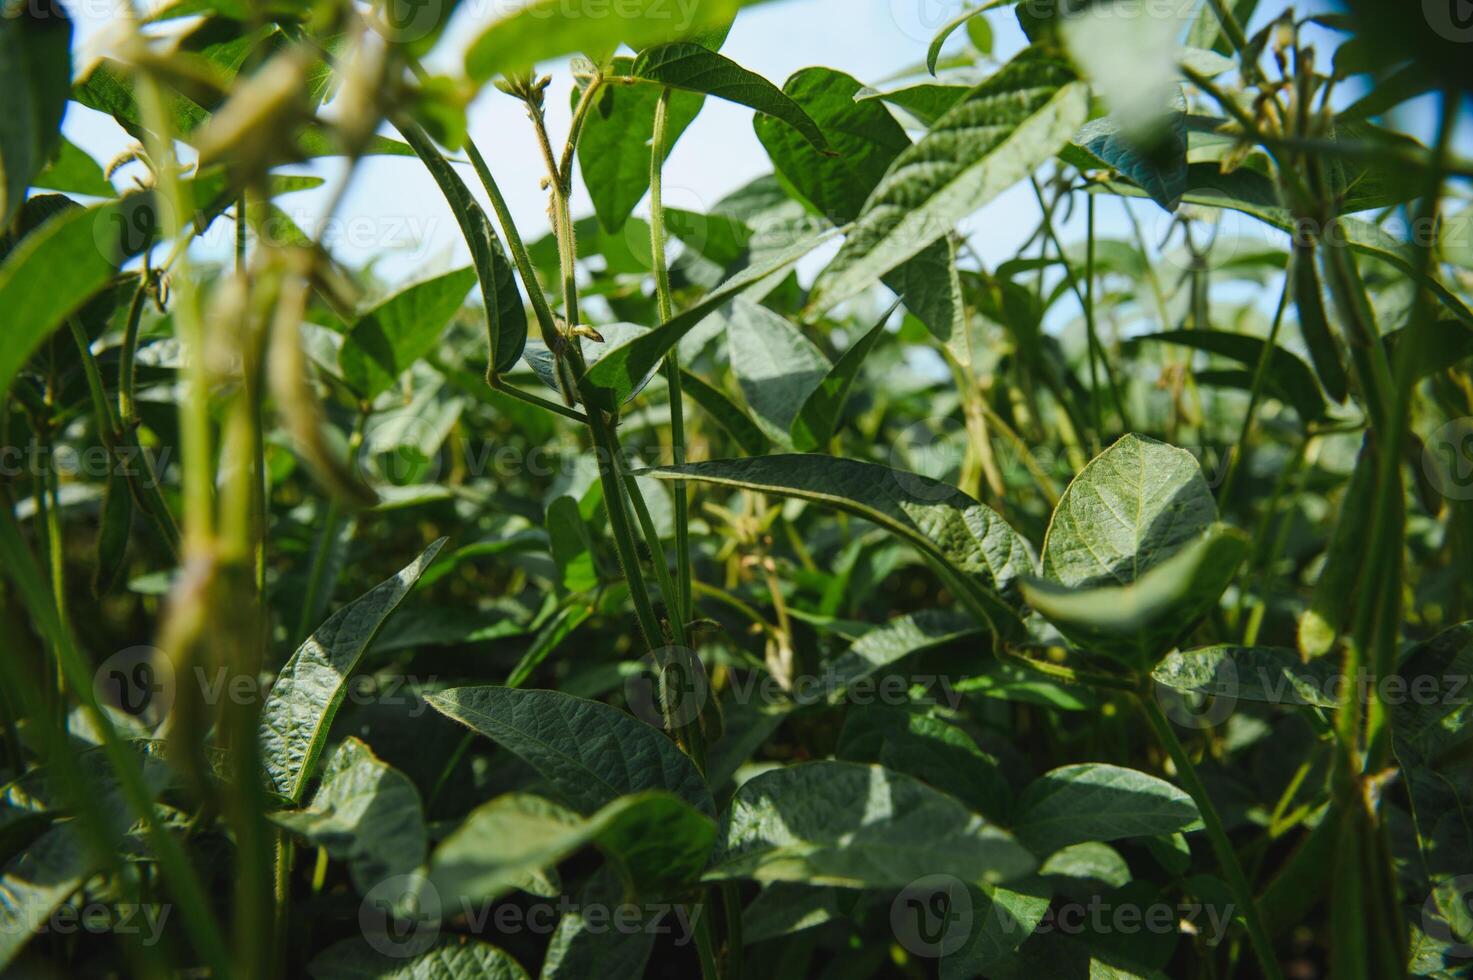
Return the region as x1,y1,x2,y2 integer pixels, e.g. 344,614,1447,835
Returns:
294,411,368,643
651,86,693,626
1139,698,1284,980
490,376,589,423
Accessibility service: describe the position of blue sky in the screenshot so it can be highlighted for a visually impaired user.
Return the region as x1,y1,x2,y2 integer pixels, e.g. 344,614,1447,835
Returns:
61,0,1413,290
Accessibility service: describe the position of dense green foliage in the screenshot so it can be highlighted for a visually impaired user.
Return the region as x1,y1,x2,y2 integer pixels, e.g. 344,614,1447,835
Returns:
1,0,1471,977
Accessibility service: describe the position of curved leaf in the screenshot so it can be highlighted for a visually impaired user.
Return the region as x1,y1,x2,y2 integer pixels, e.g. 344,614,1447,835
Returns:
398,121,527,375
642,455,1035,623
425,687,714,817
812,47,1088,312
1128,329,1328,423
927,5,990,75
706,761,1035,888
1013,763,1202,857
428,791,714,904
806,610,982,706
726,297,830,444
1152,645,1339,708
679,369,770,455
791,304,891,450
259,539,447,802
0,0,71,226
633,43,828,151
339,268,477,399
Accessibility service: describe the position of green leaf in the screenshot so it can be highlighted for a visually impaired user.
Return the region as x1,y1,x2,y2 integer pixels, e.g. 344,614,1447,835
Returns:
1152,645,1338,708
428,791,714,904
805,610,983,706
642,455,1035,630
541,866,655,980
791,305,890,450
678,369,770,455
706,761,1035,888
272,737,427,895
308,936,529,979
1127,330,1328,423
1291,242,1350,403
1041,434,1218,591
33,137,114,198
1012,763,1202,856
338,268,476,399
578,226,840,410
811,47,1088,313
940,884,1051,980
547,496,599,595
424,687,714,817
523,323,655,405
464,0,762,83
0,1,71,227
856,77,972,128
576,59,704,233
837,704,1012,823
725,297,830,445
631,43,828,152
754,67,907,224
1070,109,1188,213
0,192,158,402
1024,526,1250,666
927,6,991,75
258,539,447,802
398,121,527,375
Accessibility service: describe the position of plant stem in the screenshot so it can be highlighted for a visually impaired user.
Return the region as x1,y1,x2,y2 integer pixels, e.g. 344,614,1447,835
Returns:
651,86,693,626
1139,697,1284,980
1218,260,1293,509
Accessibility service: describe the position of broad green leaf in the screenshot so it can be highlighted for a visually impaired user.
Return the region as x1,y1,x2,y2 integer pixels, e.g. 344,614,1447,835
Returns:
1024,526,1250,666
33,137,114,198
428,791,714,904
271,738,427,896
753,68,963,347
464,0,763,82
546,496,598,595
259,539,447,802
576,58,704,233
398,121,527,375
339,268,476,399
940,883,1052,980
679,369,770,455
706,761,1035,888
1151,646,1339,708
811,47,1087,312
741,883,842,942
523,323,655,405
1,825,94,966
725,297,830,444
837,704,1011,823
0,1,71,227
643,455,1035,629
540,866,655,980
308,936,529,979
1291,242,1350,403
0,192,158,401
1041,434,1217,591
1069,109,1188,213
1384,319,1473,381
805,610,982,706
631,43,827,151
1012,763,1201,856
754,68,907,224
1127,330,1328,423
579,226,841,410
856,77,972,127
791,305,890,450
1039,842,1133,897
424,687,714,817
